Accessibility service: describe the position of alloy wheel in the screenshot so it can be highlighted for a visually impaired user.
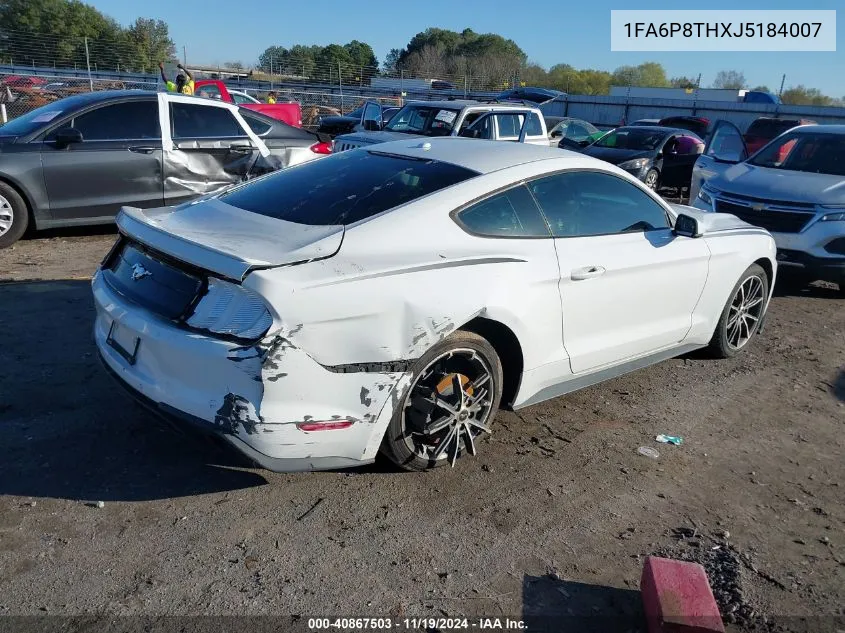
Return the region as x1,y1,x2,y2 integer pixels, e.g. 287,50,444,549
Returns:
726,275,765,350
402,348,494,467
644,170,658,190
0,194,13,237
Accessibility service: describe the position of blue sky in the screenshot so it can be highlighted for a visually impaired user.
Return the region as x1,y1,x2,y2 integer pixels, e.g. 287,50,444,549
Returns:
91,0,843,96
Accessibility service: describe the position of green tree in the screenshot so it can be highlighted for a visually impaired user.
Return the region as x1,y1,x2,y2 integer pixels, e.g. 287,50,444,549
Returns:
258,46,288,73
611,62,668,87
124,18,175,72
315,43,353,82
344,40,378,81
382,48,402,74
712,70,746,89
750,85,771,93
780,85,832,106
670,76,698,89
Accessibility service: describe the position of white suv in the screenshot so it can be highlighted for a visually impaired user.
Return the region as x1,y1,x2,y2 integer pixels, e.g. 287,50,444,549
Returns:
693,123,845,294
333,100,549,152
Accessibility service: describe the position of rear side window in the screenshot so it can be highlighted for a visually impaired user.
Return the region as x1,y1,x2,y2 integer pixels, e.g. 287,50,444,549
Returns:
171,102,244,138
746,119,799,138
241,113,272,135
525,112,544,136
220,150,478,226
456,185,550,238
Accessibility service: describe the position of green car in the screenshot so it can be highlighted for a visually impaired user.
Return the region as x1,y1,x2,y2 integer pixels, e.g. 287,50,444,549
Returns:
547,117,605,149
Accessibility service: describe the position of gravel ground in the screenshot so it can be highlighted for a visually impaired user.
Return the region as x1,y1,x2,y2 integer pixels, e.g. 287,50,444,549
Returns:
1,230,844,633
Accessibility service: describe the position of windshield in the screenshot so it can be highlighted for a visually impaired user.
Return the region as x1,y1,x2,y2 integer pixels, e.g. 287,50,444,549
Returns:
748,131,845,176
0,101,65,137
384,104,461,136
593,128,667,150
220,149,479,225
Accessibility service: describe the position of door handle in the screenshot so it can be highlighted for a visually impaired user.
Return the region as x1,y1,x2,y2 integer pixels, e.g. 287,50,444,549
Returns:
571,265,606,281
128,146,156,154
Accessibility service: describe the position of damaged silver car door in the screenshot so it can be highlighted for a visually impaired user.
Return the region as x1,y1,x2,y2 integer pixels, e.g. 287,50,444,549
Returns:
161,96,273,206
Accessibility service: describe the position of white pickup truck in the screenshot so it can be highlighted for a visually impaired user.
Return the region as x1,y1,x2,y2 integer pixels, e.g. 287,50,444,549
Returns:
332,100,549,152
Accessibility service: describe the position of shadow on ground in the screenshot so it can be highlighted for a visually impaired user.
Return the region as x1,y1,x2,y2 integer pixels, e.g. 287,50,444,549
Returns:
833,368,845,403
772,271,844,299
0,280,268,502
22,223,118,242
522,575,645,633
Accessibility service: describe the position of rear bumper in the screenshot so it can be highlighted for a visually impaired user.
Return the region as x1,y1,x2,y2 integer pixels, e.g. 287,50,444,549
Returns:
92,270,412,472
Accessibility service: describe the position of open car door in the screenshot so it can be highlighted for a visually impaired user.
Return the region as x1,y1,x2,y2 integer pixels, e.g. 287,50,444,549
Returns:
689,120,748,204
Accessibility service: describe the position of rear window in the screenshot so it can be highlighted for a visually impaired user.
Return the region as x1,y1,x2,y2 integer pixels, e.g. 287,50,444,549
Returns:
746,119,801,139
220,149,479,226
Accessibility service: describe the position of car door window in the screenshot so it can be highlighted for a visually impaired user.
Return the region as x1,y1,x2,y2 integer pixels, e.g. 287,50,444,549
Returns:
524,112,543,137
495,113,523,139
456,185,550,238
566,122,591,142
466,114,494,140
529,171,669,237
171,102,245,138
363,102,381,129
706,123,747,162
196,84,223,100
50,101,160,141
241,112,272,136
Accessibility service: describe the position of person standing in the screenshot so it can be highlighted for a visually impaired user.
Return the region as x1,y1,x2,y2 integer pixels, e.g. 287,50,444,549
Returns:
159,62,195,95
267,91,277,104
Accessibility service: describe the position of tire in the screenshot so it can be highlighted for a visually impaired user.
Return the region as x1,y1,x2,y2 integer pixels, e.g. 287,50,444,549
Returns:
0,181,29,249
380,330,504,472
643,168,659,191
708,263,769,358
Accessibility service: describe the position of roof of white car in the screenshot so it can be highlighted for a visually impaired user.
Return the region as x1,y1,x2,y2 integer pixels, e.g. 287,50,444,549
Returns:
406,99,539,111
370,137,605,175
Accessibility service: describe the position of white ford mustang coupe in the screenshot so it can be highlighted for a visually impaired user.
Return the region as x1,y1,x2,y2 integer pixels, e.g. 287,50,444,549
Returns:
93,138,776,472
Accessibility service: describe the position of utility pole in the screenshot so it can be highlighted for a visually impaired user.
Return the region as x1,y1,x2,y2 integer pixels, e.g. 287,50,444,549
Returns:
695,73,702,88
778,74,786,97
84,37,93,91
182,46,187,67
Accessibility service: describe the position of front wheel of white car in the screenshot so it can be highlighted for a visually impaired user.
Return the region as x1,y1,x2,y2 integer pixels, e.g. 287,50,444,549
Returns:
709,263,769,358
381,331,503,472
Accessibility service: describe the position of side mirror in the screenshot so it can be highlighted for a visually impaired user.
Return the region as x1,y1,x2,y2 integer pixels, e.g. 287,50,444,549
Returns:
550,130,562,138
674,213,701,238
460,128,480,139
53,127,83,148
578,139,591,147
363,119,381,132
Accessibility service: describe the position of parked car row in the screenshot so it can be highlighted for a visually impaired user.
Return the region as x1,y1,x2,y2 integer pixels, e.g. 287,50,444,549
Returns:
0,90,330,248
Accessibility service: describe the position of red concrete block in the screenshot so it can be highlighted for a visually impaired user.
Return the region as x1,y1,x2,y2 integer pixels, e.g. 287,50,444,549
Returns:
641,556,725,633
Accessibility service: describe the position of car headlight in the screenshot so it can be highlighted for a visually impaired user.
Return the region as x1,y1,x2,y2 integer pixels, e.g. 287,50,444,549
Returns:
618,158,649,170
187,277,273,341
698,186,717,206
819,206,845,222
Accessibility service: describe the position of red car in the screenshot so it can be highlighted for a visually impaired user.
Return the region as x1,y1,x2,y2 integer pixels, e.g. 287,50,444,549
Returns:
1,75,48,88
193,80,302,127
743,117,816,155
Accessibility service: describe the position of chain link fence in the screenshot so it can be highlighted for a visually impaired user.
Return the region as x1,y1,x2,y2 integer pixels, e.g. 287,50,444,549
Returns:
0,71,156,122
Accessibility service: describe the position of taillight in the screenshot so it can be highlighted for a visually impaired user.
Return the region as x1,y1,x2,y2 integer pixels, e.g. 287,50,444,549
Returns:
296,419,354,431
310,141,332,154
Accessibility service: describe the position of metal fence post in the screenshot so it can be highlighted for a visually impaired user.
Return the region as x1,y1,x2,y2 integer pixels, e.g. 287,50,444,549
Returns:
1,104,7,124
84,37,93,91
338,61,344,112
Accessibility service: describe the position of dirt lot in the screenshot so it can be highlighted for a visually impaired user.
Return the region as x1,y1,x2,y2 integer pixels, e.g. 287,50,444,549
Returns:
1,230,843,633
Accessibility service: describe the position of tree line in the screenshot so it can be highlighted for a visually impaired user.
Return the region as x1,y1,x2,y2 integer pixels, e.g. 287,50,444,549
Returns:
0,1,839,106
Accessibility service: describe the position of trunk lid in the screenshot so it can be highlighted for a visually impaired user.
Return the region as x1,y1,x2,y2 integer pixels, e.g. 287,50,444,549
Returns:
117,198,344,281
